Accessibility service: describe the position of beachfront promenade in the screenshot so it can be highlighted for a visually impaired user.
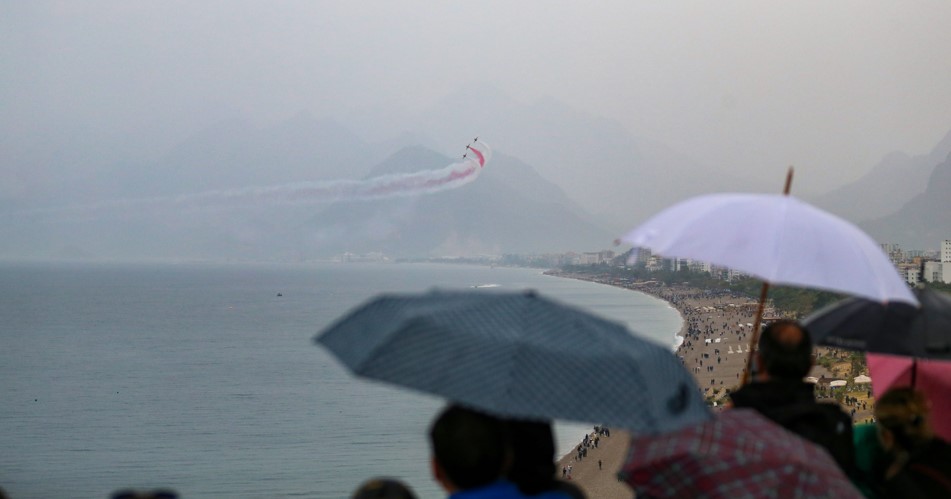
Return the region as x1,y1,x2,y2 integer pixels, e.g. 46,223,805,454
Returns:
547,270,874,498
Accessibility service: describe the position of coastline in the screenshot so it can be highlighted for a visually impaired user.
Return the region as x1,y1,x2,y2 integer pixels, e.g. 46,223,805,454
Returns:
546,270,764,498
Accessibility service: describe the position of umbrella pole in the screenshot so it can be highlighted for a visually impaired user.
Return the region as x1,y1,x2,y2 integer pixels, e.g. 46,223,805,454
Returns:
740,167,793,386
741,282,770,385
911,358,918,387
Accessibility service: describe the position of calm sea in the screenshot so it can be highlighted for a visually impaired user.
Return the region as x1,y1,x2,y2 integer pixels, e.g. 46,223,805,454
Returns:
0,261,681,499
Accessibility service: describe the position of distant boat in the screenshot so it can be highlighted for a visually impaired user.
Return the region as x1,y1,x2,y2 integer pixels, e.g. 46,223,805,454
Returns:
471,284,500,289
277,293,283,297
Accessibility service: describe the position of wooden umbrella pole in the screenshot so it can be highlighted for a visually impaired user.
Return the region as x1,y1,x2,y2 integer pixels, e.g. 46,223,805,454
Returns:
740,166,794,386
783,167,794,195
741,283,770,385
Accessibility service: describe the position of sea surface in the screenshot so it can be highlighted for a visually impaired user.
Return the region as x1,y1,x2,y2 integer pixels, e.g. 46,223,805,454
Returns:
0,261,681,499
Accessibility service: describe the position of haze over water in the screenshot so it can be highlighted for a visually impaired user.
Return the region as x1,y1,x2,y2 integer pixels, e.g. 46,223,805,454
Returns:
0,261,680,499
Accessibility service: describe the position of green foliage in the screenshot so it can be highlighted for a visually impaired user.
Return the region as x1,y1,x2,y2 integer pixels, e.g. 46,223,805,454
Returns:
726,277,844,318
850,352,865,377
560,263,847,317
924,281,951,293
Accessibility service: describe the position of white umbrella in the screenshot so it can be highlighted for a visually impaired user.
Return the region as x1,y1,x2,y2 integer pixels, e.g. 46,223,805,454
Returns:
853,375,872,384
620,193,916,306
829,380,848,387
621,191,917,385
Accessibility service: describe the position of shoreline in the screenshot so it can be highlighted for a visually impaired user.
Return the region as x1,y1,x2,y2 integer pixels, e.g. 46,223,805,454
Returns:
545,270,759,394
546,270,765,498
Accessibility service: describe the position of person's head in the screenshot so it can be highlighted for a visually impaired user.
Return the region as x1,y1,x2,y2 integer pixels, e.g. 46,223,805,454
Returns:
351,477,418,499
505,419,556,495
756,320,813,381
874,387,934,454
428,404,509,493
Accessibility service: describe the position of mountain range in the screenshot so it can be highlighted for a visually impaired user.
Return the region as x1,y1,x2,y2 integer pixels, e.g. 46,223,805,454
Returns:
402,84,763,233
859,151,951,249
1,87,949,261
809,129,951,224
298,147,615,258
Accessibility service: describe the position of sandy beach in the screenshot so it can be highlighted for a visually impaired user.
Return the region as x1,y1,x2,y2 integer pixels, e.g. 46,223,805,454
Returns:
547,273,766,497
548,271,874,497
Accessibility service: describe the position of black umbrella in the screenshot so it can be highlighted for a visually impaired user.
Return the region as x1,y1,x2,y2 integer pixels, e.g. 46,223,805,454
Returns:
802,287,951,361
315,289,712,434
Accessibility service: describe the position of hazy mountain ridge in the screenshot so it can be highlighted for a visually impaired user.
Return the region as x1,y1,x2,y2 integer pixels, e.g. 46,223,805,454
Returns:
2,83,950,260
809,129,951,222
860,151,951,249
300,147,616,258
109,113,384,199
0,138,615,261
406,84,764,232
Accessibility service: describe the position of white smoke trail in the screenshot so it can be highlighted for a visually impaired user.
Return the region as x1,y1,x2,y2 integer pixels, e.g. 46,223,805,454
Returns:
9,141,492,220
180,139,491,207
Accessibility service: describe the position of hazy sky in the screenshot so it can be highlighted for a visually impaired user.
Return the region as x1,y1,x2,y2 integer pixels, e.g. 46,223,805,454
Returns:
4,1,951,190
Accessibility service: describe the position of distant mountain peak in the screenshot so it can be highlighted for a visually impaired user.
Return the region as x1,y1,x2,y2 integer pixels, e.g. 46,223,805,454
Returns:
860,151,951,249
365,145,449,177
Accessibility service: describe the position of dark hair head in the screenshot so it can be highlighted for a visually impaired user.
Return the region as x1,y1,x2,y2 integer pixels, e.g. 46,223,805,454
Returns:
429,404,508,490
505,419,556,494
874,387,933,451
758,319,812,380
351,478,418,499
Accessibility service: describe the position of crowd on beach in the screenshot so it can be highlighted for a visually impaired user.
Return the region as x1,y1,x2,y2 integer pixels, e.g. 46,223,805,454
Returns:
544,273,951,498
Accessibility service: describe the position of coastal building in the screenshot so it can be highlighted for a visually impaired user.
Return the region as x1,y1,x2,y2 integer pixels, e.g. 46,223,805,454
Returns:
924,261,944,283
901,264,920,286
727,268,747,281
574,250,615,265
644,255,665,272
688,260,711,274
633,247,652,264
943,240,951,284
881,243,904,265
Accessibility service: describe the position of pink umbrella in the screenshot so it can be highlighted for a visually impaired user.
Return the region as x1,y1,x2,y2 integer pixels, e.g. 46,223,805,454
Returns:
621,409,862,498
867,353,951,441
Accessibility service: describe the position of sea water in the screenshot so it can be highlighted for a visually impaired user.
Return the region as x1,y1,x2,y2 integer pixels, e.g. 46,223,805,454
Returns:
0,261,681,498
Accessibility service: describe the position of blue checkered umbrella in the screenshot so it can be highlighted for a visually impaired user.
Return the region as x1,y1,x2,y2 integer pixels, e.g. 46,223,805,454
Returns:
315,289,712,434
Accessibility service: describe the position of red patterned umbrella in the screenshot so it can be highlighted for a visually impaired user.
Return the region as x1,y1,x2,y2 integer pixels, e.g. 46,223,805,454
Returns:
620,409,862,498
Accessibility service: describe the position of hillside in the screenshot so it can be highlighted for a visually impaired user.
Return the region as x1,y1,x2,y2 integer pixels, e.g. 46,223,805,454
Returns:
299,146,615,258
861,151,951,249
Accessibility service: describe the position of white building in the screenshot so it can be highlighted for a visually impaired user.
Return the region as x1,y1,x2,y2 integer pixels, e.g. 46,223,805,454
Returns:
903,265,920,286
943,240,951,284
924,261,944,283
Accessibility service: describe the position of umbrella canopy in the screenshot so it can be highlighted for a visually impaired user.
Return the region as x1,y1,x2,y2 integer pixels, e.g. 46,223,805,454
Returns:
867,353,951,441
620,193,917,306
316,289,712,434
620,409,863,498
803,287,951,360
